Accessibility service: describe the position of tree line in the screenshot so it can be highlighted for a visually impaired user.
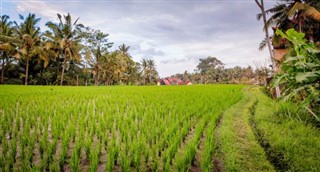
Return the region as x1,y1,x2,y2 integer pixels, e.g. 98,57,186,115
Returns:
0,13,158,85
169,56,269,85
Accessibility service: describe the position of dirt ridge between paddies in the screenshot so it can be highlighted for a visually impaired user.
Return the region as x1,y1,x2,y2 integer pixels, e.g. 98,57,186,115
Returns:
215,86,275,171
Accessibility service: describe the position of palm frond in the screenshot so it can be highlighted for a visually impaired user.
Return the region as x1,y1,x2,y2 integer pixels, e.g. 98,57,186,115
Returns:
0,35,20,43
259,38,267,51
288,2,320,20
304,4,320,20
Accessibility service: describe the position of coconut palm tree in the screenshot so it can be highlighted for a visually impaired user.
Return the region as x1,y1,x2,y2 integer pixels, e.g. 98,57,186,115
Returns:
130,62,142,84
287,2,320,41
0,15,17,84
147,59,157,84
46,13,83,85
255,0,281,97
14,13,48,85
116,44,134,84
257,0,320,43
118,43,130,57
141,59,148,85
82,28,113,85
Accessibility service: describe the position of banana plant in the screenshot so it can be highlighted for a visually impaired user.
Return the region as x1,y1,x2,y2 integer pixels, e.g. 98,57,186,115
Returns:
273,29,320,120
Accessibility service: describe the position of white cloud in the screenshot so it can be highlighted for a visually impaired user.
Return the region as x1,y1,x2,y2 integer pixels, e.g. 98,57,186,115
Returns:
16,5,25,12
15,1,65,22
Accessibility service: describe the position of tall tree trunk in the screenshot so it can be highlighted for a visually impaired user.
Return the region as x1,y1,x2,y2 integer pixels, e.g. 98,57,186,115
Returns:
94,71,98,86
149,73,152,84
255,0,280,98
76,75,79,86
25,58,29,85
97,70,100,86
60,56,67,86
1,58,4,84
298,16,302,32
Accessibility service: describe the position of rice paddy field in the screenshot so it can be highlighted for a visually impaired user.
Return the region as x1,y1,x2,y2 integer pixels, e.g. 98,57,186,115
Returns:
0,85,320,172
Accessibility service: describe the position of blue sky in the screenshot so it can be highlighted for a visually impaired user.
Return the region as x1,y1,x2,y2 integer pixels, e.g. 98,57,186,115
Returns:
1,0,276,77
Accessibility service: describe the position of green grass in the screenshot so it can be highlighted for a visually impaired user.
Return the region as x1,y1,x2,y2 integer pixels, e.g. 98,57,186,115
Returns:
252,87,320,171
0,85,319,171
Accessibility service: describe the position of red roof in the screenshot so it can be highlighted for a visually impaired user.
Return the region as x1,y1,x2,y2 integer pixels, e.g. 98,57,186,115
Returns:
158,78,191,85
163,79,170,85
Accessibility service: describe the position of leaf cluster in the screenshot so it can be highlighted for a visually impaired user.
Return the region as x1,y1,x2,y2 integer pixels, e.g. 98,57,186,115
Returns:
273,28,320,119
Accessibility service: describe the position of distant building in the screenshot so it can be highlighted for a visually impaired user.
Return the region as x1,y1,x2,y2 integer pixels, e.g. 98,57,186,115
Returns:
157,78,192,86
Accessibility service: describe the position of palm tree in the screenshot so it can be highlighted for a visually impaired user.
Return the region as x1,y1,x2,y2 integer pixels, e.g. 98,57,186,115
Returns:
103,51,124,85
141,59,148,85
117,44,134,84
147,59,156,84
83,28,113,85
14,13,47,85
255,0,281,98
118,43,130,57
131,62,142,84
257,0,320,43
46,13,83,86
287,2,320,41
0,15,17,84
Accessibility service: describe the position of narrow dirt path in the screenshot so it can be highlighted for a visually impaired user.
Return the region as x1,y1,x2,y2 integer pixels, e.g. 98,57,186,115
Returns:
213,87,275,171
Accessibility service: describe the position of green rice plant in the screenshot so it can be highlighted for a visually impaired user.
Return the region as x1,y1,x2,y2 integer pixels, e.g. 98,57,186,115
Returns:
152,159,158,172
59,139,69,169
163,158,171,172
106,148,115,171
144,148,149,164
0,156,4,170
89,142,101,172
38,137,47,159
6,140,16,171
20,140,26,162
185,143,197,166
200,124,215,171
84,137,92,160
48,162,60,172
70,146,81,172
1,137,8,159
20,160,32,171
10,138,17,163
50,138,58,162
41,138,57,170
133,143,142,171
25,144,34,166
119,151,130,172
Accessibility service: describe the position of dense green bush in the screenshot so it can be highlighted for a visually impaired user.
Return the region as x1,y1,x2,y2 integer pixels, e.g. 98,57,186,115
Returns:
273,29,320,120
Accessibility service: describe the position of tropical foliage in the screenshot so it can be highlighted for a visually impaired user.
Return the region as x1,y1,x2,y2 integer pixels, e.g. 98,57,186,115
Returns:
255,1,320,119
0,13,158,85
257,0,320,48
273,29,320,119
171,56,265,85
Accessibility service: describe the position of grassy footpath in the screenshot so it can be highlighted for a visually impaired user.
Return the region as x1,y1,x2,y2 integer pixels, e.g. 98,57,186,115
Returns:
216,86,320,171
215,87,275,171
251,87,320,171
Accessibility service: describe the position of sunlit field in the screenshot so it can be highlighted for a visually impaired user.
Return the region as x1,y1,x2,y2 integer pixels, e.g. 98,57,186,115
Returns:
0,85,244,171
